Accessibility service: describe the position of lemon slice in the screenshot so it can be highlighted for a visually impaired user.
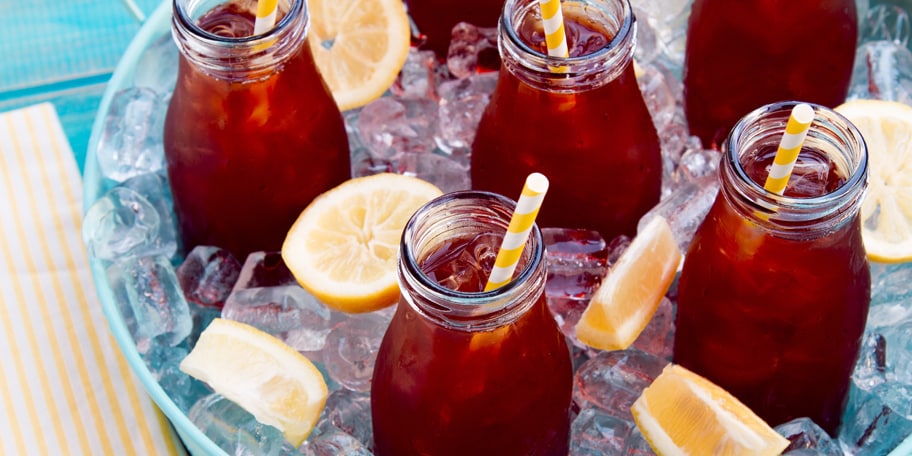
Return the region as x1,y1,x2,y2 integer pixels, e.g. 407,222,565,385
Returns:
282,173,443,313
834,99,912,263
179,318,328,447
575,216,682,351
307,0,411,111
632,364,790,456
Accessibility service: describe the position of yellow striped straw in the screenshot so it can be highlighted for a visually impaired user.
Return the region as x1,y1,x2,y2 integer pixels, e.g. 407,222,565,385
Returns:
484,173,550,291
763,103,815,195
253,0,279,35
539,0,569,72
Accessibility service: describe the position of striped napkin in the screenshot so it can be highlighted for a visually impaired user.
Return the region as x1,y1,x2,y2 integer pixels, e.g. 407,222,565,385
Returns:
0,102,182,455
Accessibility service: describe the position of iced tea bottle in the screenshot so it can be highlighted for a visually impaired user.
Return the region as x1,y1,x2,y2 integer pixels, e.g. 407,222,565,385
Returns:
673,101,871,435
471,0,661,241
371,191,573,455
164,0,350,260
407,0,504,57
683,0,858,148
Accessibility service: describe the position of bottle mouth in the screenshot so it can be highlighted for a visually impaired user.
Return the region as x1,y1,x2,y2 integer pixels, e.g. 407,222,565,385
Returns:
171,0,308,80
399,190,545,330
499,0,636,92
173,0,300,45
722,100,869,232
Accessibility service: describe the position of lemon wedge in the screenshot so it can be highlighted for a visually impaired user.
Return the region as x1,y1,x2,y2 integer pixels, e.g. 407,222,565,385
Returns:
307,0,411,111
282,173,443,313
834,99,912,263
575,216,682,351
632,363,790,456
179,318,328,447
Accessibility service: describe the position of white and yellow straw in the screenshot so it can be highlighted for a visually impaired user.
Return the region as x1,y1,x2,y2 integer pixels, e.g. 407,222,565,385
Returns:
763,103,815,195
484,173,550,291
539,0,569,59
253,0,279,35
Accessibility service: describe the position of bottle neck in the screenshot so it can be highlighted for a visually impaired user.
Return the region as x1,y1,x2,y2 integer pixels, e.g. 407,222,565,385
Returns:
719,101,868,239
171,0,307,81
398,191,546,332
498,0,636,93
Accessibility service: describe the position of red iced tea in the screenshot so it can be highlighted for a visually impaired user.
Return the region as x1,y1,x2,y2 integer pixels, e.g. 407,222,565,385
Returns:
371,191,572,455
471,0,661,241
406,0,504,57
683,0,857,148
673,102,871,435
164,0,350,260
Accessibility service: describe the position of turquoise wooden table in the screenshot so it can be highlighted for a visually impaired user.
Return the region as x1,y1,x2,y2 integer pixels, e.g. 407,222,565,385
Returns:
0,0,162,172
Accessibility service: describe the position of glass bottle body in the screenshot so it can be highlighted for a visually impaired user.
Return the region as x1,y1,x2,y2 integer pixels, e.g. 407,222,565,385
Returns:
471,0,661,241
371,191,573,456
164,0,350,260
673,102,871,435
683,0,858,148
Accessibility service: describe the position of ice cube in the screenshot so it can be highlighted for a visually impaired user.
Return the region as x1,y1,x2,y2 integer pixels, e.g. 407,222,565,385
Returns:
234,251,298,290
436,72,498,152
350,147,396,179
143,344,210,413
409,151,470,193
676,146,721,183
83,186,175,261
357,97,438,160
133,34,179,95
573,350,666,420
322,313,391,392
188,394,293,455
636,63,680,131
120,172,180,255
570,407,633,455
775,417,843,456
300,421,373,456
542,228,609,344
629,297,675,360
96,87,166,183
848,40,912,105
881,320,912,385
176,245,241,308
870,262,912,307
110,255,192,351
390,48,440,100
638,174,719,253
860,4,912,47
446,22,498,79
840,382,912,455
323,389,373,450
222,285,333,351
853,332,889,392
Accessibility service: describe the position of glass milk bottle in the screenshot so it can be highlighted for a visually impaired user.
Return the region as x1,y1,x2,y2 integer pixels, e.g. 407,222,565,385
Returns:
673,101,871,435
371,191,573,456
683,0,858,148
164,0,350,260
470,0,661,241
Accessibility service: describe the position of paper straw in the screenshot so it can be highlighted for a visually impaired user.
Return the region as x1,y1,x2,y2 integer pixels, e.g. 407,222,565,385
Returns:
539,0,569,73
484,173,550,291
253,0,279,35
763,103,815,195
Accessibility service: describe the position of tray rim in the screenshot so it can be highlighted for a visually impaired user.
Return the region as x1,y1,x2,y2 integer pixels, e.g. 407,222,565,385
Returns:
81,0,912,454
83,0,227,454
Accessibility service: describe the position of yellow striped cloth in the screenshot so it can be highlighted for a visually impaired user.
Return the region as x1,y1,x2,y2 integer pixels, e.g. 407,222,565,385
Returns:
0,103,183,455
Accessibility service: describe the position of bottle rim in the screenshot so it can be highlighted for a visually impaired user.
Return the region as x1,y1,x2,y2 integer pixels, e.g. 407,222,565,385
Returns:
501,0,633,64
499,0,636,91
721,100,868,231
398,190,545,330
172,0,303,45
